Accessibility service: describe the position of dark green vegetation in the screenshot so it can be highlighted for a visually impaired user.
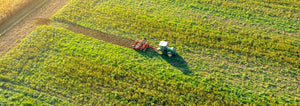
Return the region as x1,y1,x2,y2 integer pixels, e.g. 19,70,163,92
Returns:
0,0,299,105
54,0,300,67
0,26,277,105
53,0,299,104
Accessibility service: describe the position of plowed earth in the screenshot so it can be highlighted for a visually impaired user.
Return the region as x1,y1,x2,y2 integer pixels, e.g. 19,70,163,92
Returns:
64,23,135,48
34,18,136,48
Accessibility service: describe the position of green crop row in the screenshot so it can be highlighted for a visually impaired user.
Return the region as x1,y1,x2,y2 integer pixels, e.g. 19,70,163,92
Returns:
0,82,67,105
1,26,294,105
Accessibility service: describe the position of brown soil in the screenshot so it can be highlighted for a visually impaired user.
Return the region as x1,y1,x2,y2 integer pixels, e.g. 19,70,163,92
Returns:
63,23,135,48
34,18,51,25
32,17,136,48
0,0,35,24
0,0,70,57
34,19,135,48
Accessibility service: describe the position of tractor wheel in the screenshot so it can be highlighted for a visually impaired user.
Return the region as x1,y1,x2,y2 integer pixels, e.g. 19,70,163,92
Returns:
167,52,172,57
157,49,163,55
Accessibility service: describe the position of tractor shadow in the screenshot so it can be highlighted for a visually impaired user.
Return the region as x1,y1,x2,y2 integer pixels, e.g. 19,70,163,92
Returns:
136,48,159,58
137,49,192,75
161,54,192,75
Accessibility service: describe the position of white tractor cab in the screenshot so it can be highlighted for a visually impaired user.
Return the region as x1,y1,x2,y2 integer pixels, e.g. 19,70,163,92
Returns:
157,41,177,57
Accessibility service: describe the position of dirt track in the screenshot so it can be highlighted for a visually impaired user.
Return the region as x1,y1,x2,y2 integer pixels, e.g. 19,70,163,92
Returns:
34,19,136,48
0,0,136,58
0,0,70,57
0,0,35,24
63,23,135,48
0,0,47,36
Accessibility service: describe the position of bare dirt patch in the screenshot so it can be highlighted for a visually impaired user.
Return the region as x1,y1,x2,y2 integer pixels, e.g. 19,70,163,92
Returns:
64,23,135,48
0,0,70,57
33,18,135,48
34,18,52,25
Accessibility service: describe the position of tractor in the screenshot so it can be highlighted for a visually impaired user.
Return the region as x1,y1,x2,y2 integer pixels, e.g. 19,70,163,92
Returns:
156,41,177,57
132,37,177,57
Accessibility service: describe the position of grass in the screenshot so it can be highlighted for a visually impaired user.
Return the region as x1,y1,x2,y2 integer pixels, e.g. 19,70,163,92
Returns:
53,0,300,67
52,0,300,104
1,25,280,105
0,0,299,105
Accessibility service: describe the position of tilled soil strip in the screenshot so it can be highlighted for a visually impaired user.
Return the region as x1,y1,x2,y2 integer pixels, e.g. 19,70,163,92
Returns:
63,23,135,48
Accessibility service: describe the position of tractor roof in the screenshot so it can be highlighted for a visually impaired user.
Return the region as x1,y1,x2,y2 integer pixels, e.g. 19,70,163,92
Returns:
159,41,168,47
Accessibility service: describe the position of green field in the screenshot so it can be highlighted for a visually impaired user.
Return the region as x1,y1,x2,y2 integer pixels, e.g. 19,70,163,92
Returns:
0,26,269,105
53,0,300,67
0,0,299,105
53,0,299,104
